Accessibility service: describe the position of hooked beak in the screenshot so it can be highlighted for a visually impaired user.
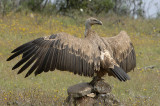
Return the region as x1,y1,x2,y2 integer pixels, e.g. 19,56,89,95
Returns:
96,20,103,25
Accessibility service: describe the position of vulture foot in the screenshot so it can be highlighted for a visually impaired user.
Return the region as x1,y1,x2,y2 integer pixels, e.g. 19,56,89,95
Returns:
89,76,104,86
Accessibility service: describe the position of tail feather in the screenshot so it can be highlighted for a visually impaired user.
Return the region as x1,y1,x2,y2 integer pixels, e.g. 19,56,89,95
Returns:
111,65,130,81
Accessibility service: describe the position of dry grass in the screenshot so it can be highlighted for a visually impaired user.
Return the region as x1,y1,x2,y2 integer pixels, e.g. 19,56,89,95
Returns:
0,13,160,105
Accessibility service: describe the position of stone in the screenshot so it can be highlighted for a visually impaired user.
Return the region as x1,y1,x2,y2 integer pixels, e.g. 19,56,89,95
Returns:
67,82,93,98
95,93,121,106
93,80,112,94
87,93,96,98
65,80,122,106
65,93,121,106
67,96,96,106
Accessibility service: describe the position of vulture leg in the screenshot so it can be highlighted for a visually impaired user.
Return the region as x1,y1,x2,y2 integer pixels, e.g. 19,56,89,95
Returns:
89,69,107,86
89,76,103,86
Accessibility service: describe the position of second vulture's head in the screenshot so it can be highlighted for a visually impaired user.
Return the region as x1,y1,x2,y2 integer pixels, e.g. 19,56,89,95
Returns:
85,17,103,27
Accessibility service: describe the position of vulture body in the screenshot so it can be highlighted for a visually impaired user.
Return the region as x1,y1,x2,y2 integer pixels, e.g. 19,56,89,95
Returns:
7,18,136,83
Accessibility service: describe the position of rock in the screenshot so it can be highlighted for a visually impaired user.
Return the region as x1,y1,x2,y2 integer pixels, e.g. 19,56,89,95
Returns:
65,96,96,106
65,93,121,106
87,93,96,98
65,80,122,106
93,80,112,94
90,93,121,106
67,82,93,98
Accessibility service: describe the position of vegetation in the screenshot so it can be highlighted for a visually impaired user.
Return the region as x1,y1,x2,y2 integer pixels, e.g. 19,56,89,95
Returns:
0,0,150,18
0,13,160,105
57,0,114,15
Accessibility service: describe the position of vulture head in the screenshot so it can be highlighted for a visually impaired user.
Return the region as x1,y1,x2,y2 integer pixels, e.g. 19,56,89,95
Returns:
86,17,103,26
85,17,102,37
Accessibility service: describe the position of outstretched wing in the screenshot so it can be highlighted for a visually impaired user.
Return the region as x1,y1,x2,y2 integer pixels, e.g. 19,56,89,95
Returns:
102,31,136,73
7,32,101,77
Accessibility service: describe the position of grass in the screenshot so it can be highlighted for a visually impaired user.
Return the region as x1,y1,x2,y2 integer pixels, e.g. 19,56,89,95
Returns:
0,13,160,105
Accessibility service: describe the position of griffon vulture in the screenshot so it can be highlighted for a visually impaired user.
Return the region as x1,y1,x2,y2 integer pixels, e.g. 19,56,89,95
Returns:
7,17,136,84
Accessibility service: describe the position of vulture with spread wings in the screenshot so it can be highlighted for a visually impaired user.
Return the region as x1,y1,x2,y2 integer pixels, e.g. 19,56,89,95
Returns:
7,17,136,84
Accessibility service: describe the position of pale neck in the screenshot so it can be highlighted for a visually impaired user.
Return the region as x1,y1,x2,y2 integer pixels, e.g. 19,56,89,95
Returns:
84,23,91,37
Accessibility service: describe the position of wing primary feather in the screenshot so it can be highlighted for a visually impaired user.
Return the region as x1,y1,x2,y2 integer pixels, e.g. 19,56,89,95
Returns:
60,49,65,70
34,54,46,76
12,46,38,70
33,41,51,76
43,47,52,72
22,50,32,58
64,47,68,70
63,47,67,70
32,37,44,44
55,40,62,69
126,56,130,71
69,53,73,72
36,47,51,73
22,38,44,58
85,60,88,76
50,48,57,71
35,66,43,76
79,58,82,75
7,43,34,61
11,41,32,53
91,63,94,76
111,65,130,81
49,34,57,39
114,65,128,80
49,40,57,71
56,49,62,69
44,41,55,72
89,63,93,77
17,48,40,74
60,48,66,71
133,49,136,68
111,69,123,81
34,41,52,76
12,38,42,53
77,56,80,75
43,41,55,72
25,57,41,78
75,55,78,74
70,47,75,73
78,56,81,75
68,49,73,72
86,58,90,77
87,62,90,77
48,48,54,70
24,48,46,77
111,66,124,81
73,54,77,74
81,57,84,76
83,59,86,76
65,47,70,70
88,62,91,77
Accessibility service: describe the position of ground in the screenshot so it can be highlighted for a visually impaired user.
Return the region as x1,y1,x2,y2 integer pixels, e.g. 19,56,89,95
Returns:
0,13,160,105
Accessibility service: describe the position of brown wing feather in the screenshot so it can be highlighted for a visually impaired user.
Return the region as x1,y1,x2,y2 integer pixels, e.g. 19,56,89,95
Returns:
7,33,100,77
102,31,136,73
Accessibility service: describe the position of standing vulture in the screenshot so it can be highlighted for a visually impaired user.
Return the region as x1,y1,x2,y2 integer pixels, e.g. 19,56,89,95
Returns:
7,17,136,84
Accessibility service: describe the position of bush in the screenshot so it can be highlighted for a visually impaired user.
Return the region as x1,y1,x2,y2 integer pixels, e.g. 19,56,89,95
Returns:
56,0,114,15
20,0,44,12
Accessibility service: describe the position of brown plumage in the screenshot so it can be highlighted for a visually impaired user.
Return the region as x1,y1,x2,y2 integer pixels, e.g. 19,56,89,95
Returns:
7,17,136,83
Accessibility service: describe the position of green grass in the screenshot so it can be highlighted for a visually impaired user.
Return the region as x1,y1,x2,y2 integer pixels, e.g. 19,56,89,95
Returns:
0,13,160,105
